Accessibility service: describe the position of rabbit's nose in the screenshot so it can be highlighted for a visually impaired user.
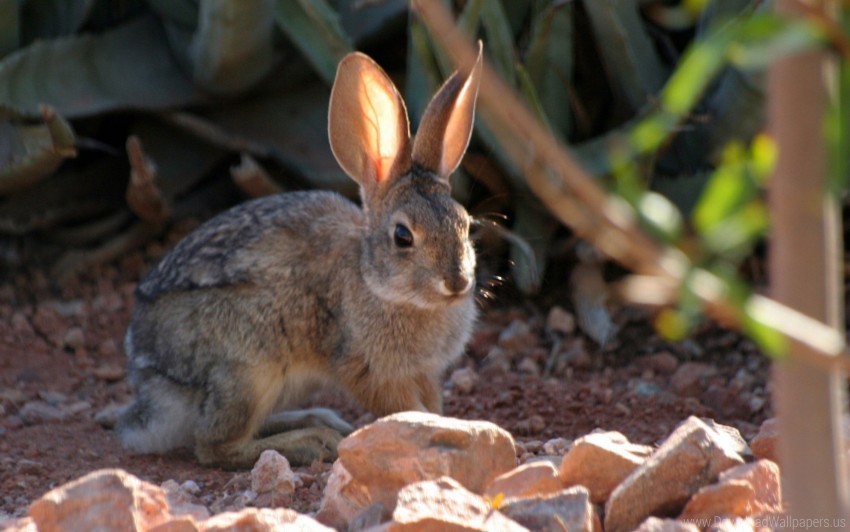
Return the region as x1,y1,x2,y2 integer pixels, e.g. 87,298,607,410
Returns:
441,274,474,296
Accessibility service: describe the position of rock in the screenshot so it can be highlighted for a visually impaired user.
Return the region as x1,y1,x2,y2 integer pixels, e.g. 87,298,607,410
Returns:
679,460,782,522
200,508,333,531
515,414,546,436
604,417,746,532
481,346,512,375
542,437,571,456
64,401,92,416
29,468,172,531
703,419,751,458
449,367,478,394
386,476,527,531
316,461,371,529
319,412,516,528
708,517,760,531
161,480,210,521
93,364,125,382
498,320,536,355
0,516,37,532
749,418,778,463
251,450,301,496
500,486,600,532
0,387,26,406
670,363,718,397
348,503,385,532
38,391,67,405
559,430,653,504
546,306,576,336
517,357,541,376
18,459,44,475
484,462,563,502
646,352,680,374
18,401,66,424
634,517,699,531
62,327,85,350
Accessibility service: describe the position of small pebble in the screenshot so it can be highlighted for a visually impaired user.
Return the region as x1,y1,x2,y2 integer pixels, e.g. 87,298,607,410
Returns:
38,391,67,406
63,327,85,350
93,364,125,382
546,306,576,336
542,437,570,455
449,367,478,394
498,319,536,354
517,357,541,376
18,401,66,424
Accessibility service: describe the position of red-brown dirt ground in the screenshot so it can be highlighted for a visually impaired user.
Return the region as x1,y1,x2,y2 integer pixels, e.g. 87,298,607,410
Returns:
0,233,770,518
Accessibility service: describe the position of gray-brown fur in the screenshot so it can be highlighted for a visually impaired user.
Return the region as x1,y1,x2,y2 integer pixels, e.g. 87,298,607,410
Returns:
118,49,483,469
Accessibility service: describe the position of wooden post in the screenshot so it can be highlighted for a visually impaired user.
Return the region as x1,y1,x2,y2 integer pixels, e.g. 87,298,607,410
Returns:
769,0,849,526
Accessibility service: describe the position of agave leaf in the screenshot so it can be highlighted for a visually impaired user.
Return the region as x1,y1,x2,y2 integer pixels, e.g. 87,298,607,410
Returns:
146,0,200,28
523,1,574,141
274,0,354,85
583,0,668,112
0,0,19,58
0,15,204,118
19,0,96,42
0,105,76,195
131,119,226,200
406,15,442,127
510,197,556,294
479,0,516,85
191,0,277,95
336,0,408,44
199,82,356,196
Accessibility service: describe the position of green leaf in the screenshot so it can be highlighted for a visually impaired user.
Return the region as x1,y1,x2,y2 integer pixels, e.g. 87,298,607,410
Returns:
523,1,573,140
0,0,19,58
190,0,277,95
0,16,203,118
701,201,768,260
406,15,442,127
274,0,354,85
692,163,748,233
637,191,683,244
743,298,789,357
0,105,76,195
583,0,668,112
479,0,517,85
728,16,824,69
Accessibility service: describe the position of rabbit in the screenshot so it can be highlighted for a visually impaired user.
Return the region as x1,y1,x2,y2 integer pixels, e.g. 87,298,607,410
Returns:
117,47,484,469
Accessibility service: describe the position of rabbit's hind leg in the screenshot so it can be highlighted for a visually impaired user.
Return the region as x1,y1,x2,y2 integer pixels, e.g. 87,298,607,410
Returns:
260,408,353,437
193,364,343,469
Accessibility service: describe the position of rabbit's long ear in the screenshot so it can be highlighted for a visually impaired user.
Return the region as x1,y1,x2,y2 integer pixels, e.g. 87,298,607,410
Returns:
412,43,483,180
329,53,411,192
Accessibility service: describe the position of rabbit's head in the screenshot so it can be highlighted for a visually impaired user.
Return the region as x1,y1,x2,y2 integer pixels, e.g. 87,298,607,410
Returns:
329,47,483,310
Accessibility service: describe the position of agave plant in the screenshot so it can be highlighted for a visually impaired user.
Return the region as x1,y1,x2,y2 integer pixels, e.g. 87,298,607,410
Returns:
0,0,766,323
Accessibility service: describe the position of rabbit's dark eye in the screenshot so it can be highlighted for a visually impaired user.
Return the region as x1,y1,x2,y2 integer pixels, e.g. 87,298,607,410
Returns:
394,224,414,248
